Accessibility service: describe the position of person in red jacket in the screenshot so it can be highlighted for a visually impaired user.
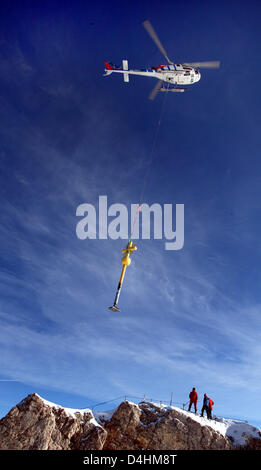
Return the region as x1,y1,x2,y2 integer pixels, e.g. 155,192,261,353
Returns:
207,397,214,420
188,387,198,413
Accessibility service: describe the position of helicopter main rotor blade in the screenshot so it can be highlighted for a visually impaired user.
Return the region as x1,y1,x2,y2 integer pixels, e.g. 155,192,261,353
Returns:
143,20,173,65
148,79,163,100
183,61,220,69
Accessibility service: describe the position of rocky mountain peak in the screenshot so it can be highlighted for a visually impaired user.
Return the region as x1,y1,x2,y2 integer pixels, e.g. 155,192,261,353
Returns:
0,393,260,450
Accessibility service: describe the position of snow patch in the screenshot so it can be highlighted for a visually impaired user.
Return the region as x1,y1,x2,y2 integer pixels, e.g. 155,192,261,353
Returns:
35,394,101,427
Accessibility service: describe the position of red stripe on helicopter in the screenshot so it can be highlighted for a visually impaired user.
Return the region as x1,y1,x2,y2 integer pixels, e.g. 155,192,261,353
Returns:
104,62,122,71
104,62,113,70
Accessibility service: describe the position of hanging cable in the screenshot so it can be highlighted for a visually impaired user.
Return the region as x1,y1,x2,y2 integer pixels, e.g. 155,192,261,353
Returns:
139,84,170,204
129,83,170,242
109,86,169,312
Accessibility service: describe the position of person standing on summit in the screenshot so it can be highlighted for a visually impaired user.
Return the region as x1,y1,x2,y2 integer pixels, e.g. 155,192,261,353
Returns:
188,387,198,413
201,394,209,418
207,397,214,420
201,394,214,419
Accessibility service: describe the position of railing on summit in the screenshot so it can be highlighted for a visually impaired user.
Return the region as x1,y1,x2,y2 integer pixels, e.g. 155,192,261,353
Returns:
91,393,185,412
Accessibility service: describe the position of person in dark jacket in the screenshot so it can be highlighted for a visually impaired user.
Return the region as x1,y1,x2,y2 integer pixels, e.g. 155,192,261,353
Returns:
201,394,209,418
201,394,214,419
188,387,198,413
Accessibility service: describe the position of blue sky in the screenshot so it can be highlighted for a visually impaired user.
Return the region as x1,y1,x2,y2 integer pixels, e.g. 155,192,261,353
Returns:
0,0,261,427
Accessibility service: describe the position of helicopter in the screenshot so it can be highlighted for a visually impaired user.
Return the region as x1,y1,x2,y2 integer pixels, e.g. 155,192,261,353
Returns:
104,20,220,99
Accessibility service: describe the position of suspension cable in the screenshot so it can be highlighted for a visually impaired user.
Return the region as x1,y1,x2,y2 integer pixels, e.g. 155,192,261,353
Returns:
129,84,170,242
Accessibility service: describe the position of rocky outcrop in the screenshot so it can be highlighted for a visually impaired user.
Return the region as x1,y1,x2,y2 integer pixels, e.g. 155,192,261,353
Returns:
102,401,232,450
239,436,261,450
0,394,259,450
0,394,107,450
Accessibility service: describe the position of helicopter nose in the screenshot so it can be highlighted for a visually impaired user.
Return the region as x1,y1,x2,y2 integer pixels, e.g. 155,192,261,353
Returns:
198,71,201,81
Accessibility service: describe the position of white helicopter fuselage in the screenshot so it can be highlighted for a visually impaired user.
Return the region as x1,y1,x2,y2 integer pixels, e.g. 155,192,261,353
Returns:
104,61,201,85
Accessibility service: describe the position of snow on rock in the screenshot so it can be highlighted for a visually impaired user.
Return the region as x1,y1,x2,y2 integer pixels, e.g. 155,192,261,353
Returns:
215,416,261,447
36,394,94,420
